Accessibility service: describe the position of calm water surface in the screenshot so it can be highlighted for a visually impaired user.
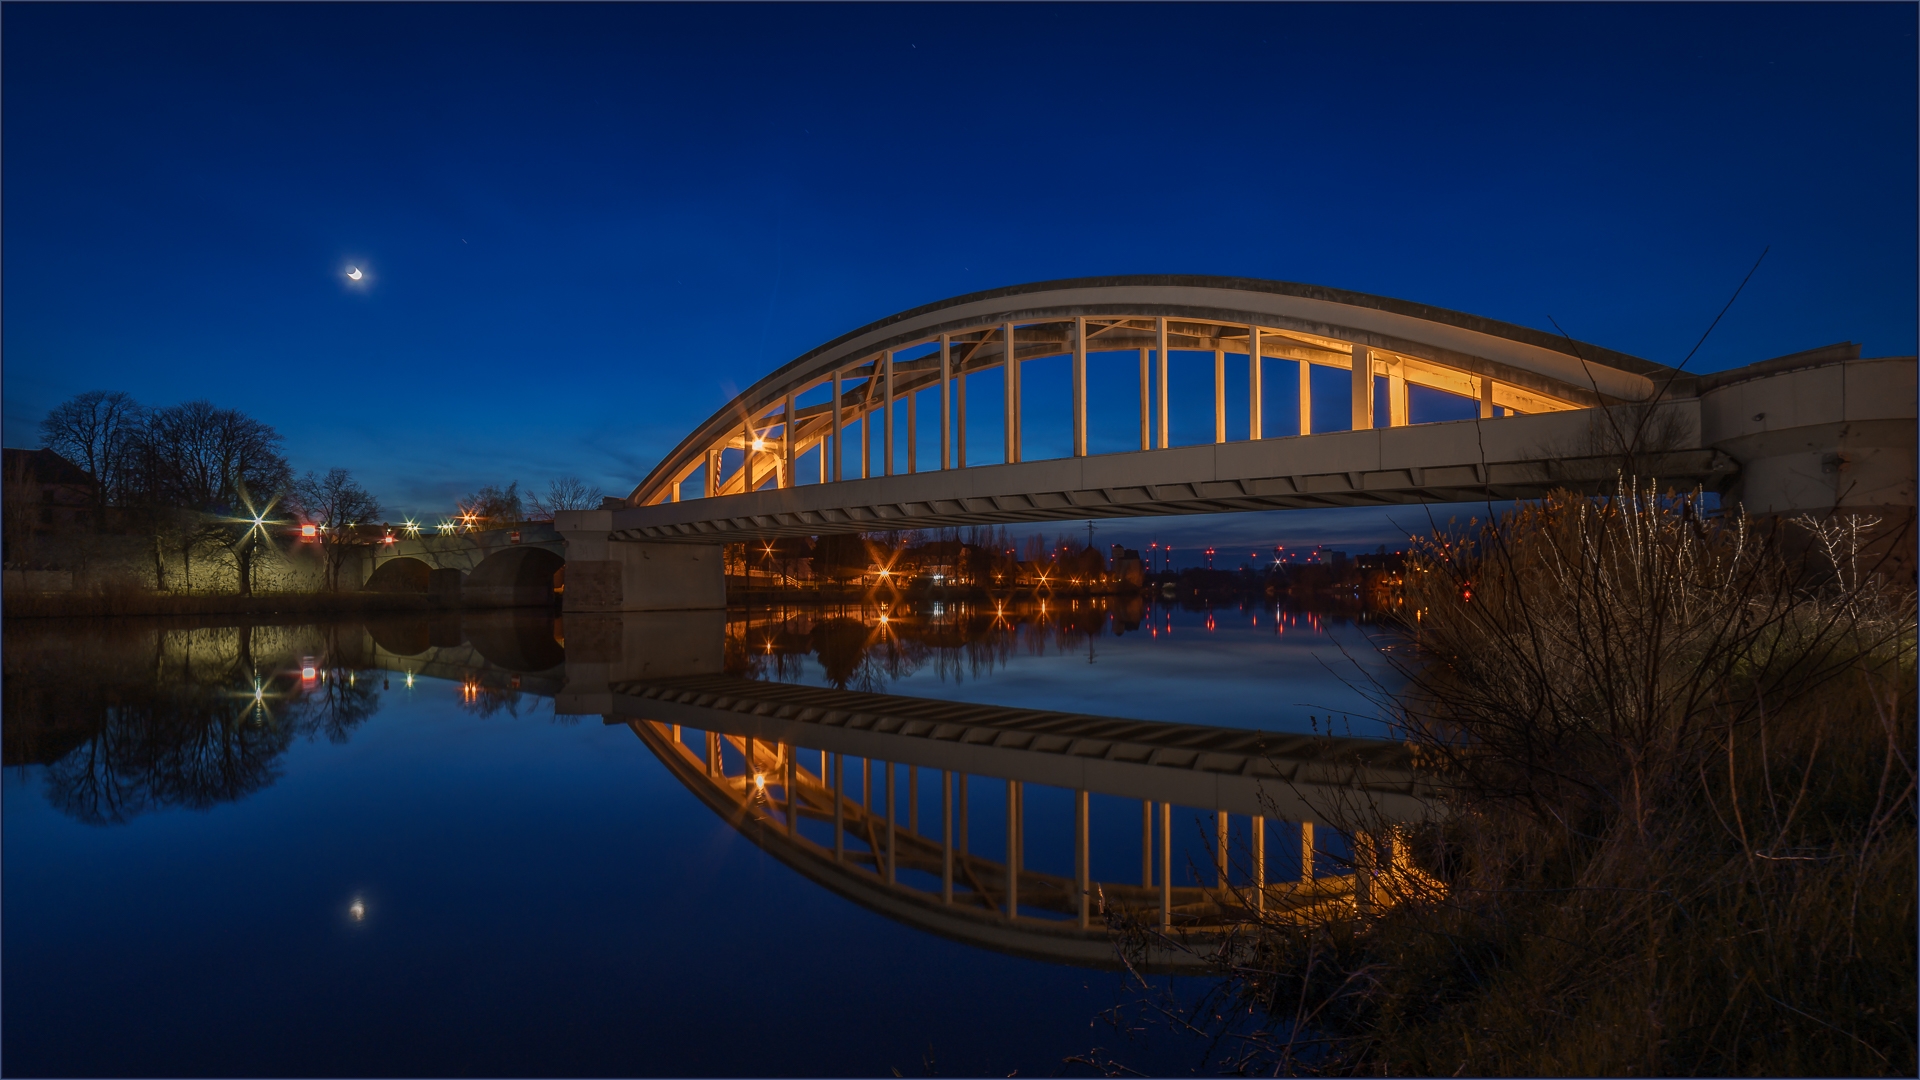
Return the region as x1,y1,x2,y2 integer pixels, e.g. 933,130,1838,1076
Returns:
3,599,1402,1077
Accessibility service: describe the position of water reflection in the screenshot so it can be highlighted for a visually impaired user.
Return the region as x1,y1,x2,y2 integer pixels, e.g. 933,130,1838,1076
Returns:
725,584,1390,691
2,615,560,825
7,605,1425,974
614,678,1426,972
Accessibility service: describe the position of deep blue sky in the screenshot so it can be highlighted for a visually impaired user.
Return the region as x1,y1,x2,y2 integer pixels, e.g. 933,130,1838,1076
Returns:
5,4,1914,558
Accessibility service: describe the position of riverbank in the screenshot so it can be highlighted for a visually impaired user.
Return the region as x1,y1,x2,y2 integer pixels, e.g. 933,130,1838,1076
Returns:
1115,489,1917,1076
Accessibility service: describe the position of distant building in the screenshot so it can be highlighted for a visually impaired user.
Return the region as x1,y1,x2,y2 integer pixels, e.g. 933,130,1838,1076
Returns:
3,447,97,538
1356,551,1407,573
1109,544,1145,586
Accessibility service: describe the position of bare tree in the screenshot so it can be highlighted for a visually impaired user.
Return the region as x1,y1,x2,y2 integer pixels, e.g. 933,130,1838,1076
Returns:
459,481,524,528
131,401,292,594
39,390,142,528
527,475,603,520
291,468,382,591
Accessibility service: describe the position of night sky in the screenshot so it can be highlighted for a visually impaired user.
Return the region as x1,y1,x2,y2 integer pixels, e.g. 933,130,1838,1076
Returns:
5,4,1914,563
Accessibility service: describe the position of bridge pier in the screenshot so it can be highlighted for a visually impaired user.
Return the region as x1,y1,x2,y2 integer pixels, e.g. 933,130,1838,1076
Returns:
553,608,726,715
1703,353,1916,521
553,509,725,612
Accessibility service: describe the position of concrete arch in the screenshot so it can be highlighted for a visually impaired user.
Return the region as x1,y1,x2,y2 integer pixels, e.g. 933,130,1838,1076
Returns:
365,556,433,593
465,546,564,608
631,275,1678,506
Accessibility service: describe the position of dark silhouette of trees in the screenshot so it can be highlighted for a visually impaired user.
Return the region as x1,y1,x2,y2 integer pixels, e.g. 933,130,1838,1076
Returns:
115,399,293,593
460,481,525,528
528,476,602,520
812,533,875,584
38,389,140,529
291,468,382,591
10,621,382,825
34,392,311,591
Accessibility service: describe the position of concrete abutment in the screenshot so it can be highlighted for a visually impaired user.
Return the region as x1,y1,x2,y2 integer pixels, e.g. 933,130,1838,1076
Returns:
553,509,725,612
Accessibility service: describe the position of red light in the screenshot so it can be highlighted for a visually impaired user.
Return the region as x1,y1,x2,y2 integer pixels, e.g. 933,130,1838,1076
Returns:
301,524,317,538
301,666,317,680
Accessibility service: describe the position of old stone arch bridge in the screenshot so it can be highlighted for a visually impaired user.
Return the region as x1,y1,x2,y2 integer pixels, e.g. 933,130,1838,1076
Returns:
523,274,1908,612
352,523,568,607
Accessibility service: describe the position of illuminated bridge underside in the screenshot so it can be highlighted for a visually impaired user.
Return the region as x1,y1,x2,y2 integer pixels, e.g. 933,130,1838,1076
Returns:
629,717,1385,973
604,674,1430,822
614,407,1730,542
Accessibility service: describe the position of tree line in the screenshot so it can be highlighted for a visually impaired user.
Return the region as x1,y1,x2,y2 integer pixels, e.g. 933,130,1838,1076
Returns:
32,390,604,594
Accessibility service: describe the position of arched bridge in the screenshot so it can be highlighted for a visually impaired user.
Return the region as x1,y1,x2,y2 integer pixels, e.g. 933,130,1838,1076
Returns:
615,682,1426,973
354,524,567,607
556,275,1915,610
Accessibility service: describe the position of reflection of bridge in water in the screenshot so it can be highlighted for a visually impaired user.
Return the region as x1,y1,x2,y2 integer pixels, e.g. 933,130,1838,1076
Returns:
346,610,1433,972
610,675,1429,972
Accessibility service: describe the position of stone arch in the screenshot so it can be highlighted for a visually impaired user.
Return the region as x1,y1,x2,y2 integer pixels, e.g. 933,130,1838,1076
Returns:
366,618,432,657
365,556,432,593
465,546,564,608
465,612,566,672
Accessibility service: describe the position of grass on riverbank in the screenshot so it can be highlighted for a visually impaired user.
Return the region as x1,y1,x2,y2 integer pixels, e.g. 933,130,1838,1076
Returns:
1114,485,1915,1076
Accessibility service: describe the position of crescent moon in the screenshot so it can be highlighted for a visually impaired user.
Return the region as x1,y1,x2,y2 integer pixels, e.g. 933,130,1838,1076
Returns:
347,267,363,281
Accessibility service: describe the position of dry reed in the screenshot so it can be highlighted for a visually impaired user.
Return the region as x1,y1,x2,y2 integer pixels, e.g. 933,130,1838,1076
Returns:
1105,483,1915,1077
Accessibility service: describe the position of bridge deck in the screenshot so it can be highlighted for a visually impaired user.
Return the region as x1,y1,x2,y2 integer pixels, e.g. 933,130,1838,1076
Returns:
607,406,1731,542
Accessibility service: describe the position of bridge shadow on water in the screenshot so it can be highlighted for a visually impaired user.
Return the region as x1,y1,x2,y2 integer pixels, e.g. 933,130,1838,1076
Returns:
5,600,1430,976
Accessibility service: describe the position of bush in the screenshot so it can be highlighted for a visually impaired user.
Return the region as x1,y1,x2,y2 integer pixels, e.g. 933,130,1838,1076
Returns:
1117,485,1916,1076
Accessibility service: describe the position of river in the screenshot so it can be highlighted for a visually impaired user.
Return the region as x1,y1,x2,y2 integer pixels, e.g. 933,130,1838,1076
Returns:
3,596,1405,1077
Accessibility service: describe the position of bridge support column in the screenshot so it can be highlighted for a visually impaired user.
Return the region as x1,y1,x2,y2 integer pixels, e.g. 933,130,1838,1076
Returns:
1139,347,1151,451
1252,816,1266,914
883,350,895,477
1159,800,1172,930
957,370,968,467
1003,321,1020,464
554,510,724,612
1006,779,1022,918
1216,811,1229,887
1249,324,1263,441
1352,345,1373,431
1299,358,1313,436
1076,790,1090,928
1156,318,1170,449
1073,315,1087,457
940,333,953,470
942,770,954,904
783,390,796,486
1214,348,1226,443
